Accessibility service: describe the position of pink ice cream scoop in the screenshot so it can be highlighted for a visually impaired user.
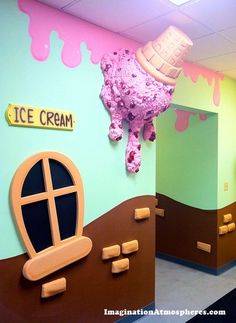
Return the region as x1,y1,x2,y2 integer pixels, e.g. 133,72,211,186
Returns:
100,26,193,173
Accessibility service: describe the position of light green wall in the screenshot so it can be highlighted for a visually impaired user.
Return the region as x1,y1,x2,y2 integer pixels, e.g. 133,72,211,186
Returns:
156,67,236,210
0,0,155,259
156,106,218,210
217,77,236,209
172,73,221,114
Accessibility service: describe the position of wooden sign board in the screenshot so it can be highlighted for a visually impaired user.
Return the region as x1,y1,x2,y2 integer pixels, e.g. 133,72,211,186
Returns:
6,104,75,131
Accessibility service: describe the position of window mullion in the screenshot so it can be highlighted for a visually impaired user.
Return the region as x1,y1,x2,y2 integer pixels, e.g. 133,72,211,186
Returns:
42,158,61,246
53,186,77,197
21,192,48,205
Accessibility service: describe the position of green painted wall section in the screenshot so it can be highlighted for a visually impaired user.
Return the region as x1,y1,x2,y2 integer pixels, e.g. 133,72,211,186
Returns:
0,1,155,259
217,77,236,209
172,73,219,114
157,66,236,210
156,107,218,210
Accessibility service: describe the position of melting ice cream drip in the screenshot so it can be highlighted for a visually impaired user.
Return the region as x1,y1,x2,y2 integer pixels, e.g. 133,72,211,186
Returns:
101,50,174,173
100,26,193,173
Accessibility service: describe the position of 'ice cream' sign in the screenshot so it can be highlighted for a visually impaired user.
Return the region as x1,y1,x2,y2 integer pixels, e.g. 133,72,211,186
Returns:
6,104,75,131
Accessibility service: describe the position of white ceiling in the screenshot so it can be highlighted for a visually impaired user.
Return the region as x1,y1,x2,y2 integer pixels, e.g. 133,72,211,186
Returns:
38,0,236,80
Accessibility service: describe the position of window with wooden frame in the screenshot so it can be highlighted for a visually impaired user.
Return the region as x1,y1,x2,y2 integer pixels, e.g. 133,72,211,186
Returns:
10,152,92,281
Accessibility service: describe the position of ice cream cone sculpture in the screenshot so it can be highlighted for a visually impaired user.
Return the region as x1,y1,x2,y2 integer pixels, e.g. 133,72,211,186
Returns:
100,26,193,173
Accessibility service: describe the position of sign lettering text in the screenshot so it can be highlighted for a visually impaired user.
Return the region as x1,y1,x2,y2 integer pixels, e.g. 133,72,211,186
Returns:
6,104,75,131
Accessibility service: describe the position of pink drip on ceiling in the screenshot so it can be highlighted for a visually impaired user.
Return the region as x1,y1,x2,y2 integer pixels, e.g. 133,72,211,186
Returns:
18,0,223,133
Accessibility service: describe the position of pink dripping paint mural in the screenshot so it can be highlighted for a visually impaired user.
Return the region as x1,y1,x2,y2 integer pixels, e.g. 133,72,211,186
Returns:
176,61,223,133
18,0,139,68
18,0,224,106
18,0,224,110
183,61,224,107
174,110,208,132
175,110,195,132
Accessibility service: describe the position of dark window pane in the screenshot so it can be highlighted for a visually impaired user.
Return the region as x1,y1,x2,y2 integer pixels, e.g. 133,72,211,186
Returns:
22,200,52,252
22,161,45,197
49,159,74,189
55,193,77,240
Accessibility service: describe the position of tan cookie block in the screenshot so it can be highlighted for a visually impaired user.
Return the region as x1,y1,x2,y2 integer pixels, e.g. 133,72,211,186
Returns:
223,213,232,223
112,258,129,273
197,241,211,253
122,240,139,254
219,225,229,235
41,278,66,298
102,245,120,260
228,222,236,232
134,208,150,220
155,208,165,217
